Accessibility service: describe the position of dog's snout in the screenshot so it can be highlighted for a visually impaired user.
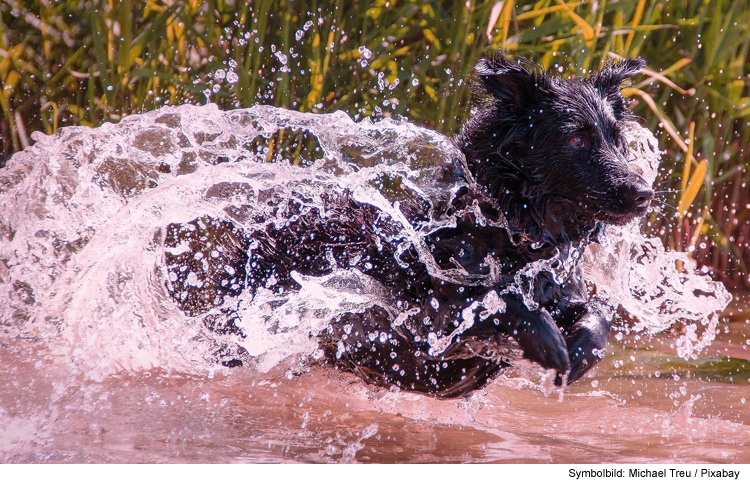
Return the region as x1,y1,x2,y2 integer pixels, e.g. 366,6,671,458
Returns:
619,178,653,213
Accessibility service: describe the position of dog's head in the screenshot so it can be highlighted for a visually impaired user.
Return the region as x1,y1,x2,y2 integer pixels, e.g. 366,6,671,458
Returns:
460,53,652,227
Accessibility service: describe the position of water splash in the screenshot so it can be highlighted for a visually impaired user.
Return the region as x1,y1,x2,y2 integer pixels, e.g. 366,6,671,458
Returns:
0,104,730,384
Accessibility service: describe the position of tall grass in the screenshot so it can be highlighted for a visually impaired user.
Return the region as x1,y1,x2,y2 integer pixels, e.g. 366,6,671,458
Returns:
1,0,749,287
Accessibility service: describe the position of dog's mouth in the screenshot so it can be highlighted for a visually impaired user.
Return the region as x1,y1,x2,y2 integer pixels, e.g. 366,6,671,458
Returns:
599,210,645,226
592,180,654,225
544,187,653,227
597,199,652,225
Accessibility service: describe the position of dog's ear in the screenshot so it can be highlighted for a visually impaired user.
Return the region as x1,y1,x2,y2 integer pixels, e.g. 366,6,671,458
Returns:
591,58,646,89
475,53,548,111
590,58,646,118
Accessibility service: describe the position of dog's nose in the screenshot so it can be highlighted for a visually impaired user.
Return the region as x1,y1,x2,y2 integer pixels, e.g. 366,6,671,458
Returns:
633,183,654,206
618,178,653,212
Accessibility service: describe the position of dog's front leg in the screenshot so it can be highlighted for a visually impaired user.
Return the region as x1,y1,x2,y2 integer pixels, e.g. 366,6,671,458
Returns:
536,271,614,385
496,295,571,376
557,297,614,384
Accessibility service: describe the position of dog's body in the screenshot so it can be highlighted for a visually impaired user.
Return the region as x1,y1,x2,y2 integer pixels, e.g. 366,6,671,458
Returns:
165,54,652,398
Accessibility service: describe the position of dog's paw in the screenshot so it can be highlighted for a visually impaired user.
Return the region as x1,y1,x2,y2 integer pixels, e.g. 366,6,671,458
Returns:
564,328,607,383
554,321,610,386
514,310,571,375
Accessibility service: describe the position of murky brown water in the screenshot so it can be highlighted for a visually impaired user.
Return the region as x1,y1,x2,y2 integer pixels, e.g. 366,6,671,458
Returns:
2,295,748,464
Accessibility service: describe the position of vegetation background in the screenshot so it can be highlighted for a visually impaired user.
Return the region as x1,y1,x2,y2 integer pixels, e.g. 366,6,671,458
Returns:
1,0,748,288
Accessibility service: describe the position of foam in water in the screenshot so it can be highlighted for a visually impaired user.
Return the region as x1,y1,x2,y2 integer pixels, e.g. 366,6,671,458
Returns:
0,104,731,382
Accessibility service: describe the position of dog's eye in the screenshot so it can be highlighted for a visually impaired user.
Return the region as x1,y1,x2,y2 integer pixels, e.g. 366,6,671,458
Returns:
569,135,585,148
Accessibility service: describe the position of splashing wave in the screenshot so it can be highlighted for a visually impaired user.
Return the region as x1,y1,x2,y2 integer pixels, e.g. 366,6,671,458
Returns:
0,104,730,382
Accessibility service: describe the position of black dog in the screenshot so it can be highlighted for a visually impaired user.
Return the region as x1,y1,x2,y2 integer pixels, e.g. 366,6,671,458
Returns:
165,53,651,398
